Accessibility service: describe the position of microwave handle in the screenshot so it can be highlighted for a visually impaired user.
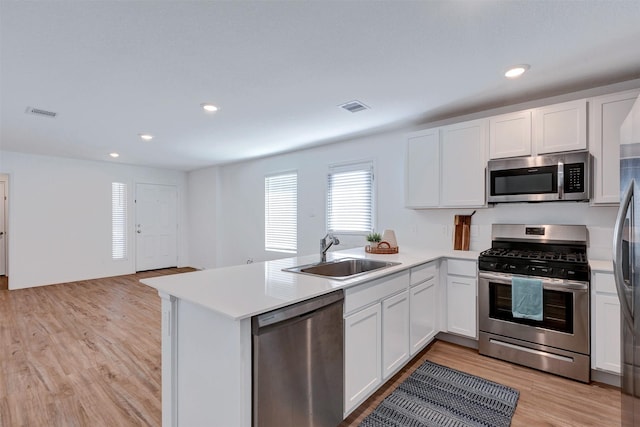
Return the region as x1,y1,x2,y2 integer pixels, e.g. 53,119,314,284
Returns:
557,161,564,199
613,181,634,330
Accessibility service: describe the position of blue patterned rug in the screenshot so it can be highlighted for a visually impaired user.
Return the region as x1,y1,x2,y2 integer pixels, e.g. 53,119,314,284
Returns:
359,360,519,427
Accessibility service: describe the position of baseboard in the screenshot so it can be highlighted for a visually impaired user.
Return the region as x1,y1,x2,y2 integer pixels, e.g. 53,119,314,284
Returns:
435,332,479,350
591,369,621,388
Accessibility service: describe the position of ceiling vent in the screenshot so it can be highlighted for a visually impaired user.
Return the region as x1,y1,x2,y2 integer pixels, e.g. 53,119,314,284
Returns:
25,106,58,118
339,100,369,113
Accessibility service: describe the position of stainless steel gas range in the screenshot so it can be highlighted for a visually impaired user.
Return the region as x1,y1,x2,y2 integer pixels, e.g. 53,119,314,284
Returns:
478,224,590,383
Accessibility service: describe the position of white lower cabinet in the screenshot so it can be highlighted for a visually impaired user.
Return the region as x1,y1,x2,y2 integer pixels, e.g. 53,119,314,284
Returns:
344,303,381,414
409,270,437,355
382,290,410,379
592,271,621,374
343,262,446,415
446,260,477,339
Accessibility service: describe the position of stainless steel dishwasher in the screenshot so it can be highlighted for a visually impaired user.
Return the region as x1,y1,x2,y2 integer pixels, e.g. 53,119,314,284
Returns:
252,290,344,427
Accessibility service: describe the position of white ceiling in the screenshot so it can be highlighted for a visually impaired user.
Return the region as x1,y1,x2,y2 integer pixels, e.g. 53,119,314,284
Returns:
2,1,640,171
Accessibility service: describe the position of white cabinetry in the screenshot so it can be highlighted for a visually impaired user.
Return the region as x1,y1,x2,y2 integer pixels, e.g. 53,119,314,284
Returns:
446,259,477,339
344,303,381,412
533,99,587,154
440,120,487,207
406,129,440,208
590,89,640,204
343,270,410,415
489,110,532,159
488,99,588,160
382,290,410,379
406,119,487,208
591,271,621,374
409,262,438,355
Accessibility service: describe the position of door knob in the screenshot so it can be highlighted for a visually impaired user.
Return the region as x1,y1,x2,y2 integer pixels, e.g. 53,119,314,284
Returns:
136,224,142,234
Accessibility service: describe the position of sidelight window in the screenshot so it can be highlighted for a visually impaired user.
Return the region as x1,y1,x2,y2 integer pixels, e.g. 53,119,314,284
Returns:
112,182,128,260
265,172,298,253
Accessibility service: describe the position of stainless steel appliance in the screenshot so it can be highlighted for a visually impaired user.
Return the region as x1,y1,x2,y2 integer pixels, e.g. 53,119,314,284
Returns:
487,151,592,203
478,224,590,383
252,290,344,427
614,94,640,427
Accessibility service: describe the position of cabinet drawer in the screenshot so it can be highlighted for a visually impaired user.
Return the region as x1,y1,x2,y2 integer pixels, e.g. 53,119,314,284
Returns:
447,259,476,277
410,262,437,286
594,272,616,294
345,271,410,315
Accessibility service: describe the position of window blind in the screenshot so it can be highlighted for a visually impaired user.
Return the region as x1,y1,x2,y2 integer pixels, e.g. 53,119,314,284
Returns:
327,162,374,234
112,182,127,260
265,172,297,253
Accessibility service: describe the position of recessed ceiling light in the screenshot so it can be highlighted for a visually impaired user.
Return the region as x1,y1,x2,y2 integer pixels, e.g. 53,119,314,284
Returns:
505,64,530,79
201,103,219,113
109,152,120,158
139,133,153,141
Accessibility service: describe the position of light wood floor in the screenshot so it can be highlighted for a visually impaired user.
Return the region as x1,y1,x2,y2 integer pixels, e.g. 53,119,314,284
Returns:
0,270,621,426
342,340,621,426
0,268,193,426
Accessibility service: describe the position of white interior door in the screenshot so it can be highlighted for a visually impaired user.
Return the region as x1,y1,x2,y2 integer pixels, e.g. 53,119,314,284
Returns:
0,181,5,276
136,183,178,271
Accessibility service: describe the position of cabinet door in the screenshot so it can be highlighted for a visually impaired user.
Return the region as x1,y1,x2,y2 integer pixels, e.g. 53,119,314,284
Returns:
406,129,440,208
533,99,587,154
440,119,487,207
382,291,410,380
410,277,437,355
489,110,532,159
344,304,381,415
594,294,621,374
590,90,640,204
447,275,477,338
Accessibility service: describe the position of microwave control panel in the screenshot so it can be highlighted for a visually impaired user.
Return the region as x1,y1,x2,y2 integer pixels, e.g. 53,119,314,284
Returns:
564,163,584,193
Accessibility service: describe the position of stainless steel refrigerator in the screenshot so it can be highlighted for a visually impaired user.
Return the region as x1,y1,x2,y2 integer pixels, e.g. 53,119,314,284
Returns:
615,93,640,427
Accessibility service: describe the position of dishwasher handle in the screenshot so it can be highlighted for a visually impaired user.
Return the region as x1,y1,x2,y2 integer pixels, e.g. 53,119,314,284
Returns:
253,290,344,331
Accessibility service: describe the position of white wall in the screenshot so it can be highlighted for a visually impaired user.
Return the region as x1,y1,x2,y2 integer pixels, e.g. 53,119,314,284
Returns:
193,128,617,268
0,151,189,289
187,166,219,270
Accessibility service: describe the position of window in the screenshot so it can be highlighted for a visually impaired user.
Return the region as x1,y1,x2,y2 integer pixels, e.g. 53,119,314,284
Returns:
327,161,374,234
265,172,297,253
112,182,127,260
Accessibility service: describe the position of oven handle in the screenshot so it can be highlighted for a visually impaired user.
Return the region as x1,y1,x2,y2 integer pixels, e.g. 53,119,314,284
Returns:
478,272,588,292
613,181,634,330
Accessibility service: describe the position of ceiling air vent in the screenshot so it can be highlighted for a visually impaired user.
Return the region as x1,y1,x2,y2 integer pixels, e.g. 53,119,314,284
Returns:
25,106,58,118
339,100,369,113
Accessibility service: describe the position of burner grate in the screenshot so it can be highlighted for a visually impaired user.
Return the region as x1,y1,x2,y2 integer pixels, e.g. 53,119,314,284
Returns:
480,248,586,263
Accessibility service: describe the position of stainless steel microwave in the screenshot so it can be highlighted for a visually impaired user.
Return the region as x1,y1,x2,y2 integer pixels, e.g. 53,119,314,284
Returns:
487,151,592,203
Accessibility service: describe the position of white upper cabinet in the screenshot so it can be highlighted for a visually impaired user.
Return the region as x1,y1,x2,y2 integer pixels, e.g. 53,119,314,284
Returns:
405,129,440,208
590,89,640,205
440,119,487,207
489,110,532,159
405,119,487,209
533,99,587,154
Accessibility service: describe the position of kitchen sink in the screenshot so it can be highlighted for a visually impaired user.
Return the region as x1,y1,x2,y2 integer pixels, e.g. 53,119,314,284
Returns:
283,258,400,280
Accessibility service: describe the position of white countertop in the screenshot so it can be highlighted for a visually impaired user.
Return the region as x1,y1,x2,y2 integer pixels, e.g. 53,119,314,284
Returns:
141,247,480,321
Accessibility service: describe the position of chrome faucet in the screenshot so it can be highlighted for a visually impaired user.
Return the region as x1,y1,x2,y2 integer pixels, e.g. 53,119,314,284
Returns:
320,233,340,262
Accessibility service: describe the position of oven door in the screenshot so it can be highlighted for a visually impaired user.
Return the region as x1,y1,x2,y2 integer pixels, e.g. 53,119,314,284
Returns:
478,271,589,355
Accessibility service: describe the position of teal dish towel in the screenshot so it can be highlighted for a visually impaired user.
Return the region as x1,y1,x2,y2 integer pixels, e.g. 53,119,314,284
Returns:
511,277,543,321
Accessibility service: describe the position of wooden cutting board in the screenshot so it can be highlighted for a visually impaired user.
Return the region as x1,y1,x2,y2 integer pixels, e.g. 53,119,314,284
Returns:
453,215,472,251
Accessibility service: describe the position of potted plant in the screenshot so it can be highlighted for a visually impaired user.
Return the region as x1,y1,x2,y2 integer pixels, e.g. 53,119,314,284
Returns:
366,232,382,248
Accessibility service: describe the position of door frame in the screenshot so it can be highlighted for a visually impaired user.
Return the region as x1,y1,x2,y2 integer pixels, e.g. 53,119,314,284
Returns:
0,174,9,279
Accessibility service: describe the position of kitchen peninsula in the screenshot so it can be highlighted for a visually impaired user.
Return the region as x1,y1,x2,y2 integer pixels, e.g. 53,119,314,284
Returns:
141,247,479,426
